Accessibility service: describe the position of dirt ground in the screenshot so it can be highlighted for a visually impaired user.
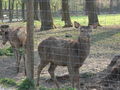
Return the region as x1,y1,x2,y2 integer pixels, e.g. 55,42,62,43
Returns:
0,26,120,90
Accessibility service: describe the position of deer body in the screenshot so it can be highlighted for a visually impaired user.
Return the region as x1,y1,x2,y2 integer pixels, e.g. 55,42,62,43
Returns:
0,25,27,73
38,36,90,66
37,22,93,89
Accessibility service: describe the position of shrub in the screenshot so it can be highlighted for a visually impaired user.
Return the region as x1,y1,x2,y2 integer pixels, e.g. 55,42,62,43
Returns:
0,78,17,87
18,78,35,90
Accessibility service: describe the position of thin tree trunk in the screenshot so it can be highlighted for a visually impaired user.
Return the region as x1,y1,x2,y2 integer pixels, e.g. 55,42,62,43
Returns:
26,0,34,79
62,0,72,27
22,2,25,21
8,0,14,22
34,1,39,20
39,0,54,31
86,0,100,26
109,0,113,13
0,0,3,19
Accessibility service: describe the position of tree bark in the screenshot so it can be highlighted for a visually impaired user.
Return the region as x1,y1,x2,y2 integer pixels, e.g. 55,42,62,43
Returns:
0,0,3,19
109,0,113,13
39,0,54,31
62,0,72,27
26,0,34,79
34,1,39,20
22,2,25,21
85,0,100,26
8,0,14,22
101,55,120,84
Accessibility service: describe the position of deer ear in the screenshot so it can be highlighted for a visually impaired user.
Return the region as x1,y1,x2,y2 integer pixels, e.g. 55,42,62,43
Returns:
74,21,81,28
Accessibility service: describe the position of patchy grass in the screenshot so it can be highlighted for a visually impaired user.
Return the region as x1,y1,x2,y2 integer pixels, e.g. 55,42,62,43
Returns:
39,87,76,90
2,14,120,28
0,78,17,87
0,47,13,56
18,78,35,90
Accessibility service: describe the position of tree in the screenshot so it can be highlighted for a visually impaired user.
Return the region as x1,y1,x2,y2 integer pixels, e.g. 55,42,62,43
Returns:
39,0,54,31
34,0,39,20
85,0,100,26
109,0,113,13
21,0,25,21
8,0,14,22
101,55,120,84
26,0,34,79
0,0,3,19
61,0,72,27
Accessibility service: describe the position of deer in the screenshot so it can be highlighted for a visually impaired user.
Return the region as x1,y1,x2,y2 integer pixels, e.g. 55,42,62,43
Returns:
37,21,95,89
0,25,27,74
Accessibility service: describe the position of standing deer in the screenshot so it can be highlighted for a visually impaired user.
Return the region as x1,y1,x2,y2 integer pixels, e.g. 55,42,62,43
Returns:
37,21,94,89
0,25,27,74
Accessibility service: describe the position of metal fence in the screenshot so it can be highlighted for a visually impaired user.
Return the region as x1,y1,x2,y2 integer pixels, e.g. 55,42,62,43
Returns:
0,0,120,90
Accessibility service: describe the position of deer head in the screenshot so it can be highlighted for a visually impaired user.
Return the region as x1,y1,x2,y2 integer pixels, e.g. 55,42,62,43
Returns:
74,21,93,38
0,25,10,45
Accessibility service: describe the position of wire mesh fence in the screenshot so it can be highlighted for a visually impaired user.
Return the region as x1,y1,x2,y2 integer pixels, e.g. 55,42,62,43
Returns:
0,0,120,90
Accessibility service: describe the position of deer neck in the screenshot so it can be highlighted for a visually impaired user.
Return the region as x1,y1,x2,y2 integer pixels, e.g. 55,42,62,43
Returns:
77,36,90,57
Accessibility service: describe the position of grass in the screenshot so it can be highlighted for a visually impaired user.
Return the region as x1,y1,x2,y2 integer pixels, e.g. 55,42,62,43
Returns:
18,78,35,90
0,78,75,90
39,87,75,90
0,47,13,56
0,78,17,87
2,14,120,28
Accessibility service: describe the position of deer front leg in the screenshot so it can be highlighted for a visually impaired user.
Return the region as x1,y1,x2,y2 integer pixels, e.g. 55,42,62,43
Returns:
68,66,75,88
74,67,80,90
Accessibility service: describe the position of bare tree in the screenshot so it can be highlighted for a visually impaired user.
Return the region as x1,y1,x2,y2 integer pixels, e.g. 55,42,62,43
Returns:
61,0,72,27
26,0,34,79
0,0,3,19
21,1,25,21
39,0,54,31
85,0,100,27
8,0,14,22
34,0,39,20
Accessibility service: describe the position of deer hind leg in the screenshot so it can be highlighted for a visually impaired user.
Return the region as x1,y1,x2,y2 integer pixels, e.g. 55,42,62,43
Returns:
13,48,20,73
36,61,48,86
48,63,59,88
23,53,26,75
16,49,22,73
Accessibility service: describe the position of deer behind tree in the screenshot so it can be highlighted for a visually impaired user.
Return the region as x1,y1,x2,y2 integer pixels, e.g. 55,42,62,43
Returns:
37,21,94,89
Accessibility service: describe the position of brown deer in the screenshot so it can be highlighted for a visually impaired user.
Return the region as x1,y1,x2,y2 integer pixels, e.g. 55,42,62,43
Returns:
0,25,27,74
37,21,94,89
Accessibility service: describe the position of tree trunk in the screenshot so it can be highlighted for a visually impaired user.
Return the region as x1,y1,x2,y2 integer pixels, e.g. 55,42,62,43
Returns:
62,0,72,27
8,0,14,22
26,0,34,79
101,55,120,84
85,0,100,26
0,0,3,19
34,1,39,20
22,2,25,21
39,0,54,31
109,0,113,13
